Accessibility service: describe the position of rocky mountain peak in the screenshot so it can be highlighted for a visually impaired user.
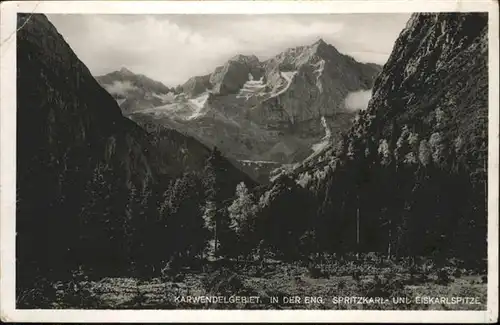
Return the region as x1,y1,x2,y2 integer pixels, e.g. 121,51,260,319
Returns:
311,38,328,50
263,39,343,73
182,74,212,97
229,54,261,65
118,67,135,76
314,37,326,44
209,54,264,96
303,38,340,63
96,67,172,112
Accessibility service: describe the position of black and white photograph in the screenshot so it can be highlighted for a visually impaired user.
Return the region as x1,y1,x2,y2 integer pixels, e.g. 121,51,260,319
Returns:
0,0,498,323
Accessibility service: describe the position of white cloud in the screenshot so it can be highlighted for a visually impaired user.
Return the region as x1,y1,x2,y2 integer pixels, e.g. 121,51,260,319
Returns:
344,89,373,111
47,13,410,87
103,80,138,97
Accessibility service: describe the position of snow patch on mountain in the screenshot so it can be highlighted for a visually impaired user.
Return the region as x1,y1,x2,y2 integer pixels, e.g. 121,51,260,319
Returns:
187,92,210,120
308,116,332,160
237,73,267,99
152,92,175,103
311,140,330,156
313,59,325,93
271,71,298,97
320,115,331,138
281,71,297,83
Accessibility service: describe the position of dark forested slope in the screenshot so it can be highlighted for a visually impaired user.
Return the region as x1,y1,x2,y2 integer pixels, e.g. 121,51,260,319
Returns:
16,13,255,288
17,13,156,279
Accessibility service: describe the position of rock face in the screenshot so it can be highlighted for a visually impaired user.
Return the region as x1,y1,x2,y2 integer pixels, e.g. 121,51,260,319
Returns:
182,74,211,97
252,39,380,132
295,12,488,175
113,39,381,181
368,12,488,149
210,54,265,96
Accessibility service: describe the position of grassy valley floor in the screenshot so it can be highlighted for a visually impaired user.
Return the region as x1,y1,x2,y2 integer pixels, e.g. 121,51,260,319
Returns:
19,257,487,310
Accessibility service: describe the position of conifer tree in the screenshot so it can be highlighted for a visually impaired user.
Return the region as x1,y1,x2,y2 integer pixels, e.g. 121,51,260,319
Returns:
203,147,230,257
228,182,257,259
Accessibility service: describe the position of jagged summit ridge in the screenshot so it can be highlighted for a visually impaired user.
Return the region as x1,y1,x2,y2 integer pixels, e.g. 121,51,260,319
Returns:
118,66,135,76
95,36,382,182
114,37,382,174
314,37,327,45
229,54,261,64
309,38,333,54
209,54,265,96
174,39,357,99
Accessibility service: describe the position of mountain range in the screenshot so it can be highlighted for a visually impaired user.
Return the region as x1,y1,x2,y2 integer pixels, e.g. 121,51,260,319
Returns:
96,39,382,182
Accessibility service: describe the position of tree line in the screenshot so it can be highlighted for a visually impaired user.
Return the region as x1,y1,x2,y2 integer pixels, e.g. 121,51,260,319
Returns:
17,106,487,292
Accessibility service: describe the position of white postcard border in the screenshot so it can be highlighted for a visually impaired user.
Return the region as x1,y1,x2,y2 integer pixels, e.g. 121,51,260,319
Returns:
1,1,498,323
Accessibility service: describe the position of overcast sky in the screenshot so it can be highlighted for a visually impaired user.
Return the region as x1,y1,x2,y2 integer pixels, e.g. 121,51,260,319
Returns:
47,13,410,87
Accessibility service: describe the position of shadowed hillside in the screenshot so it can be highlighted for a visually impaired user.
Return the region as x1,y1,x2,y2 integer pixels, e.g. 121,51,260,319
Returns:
16,13,255,303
